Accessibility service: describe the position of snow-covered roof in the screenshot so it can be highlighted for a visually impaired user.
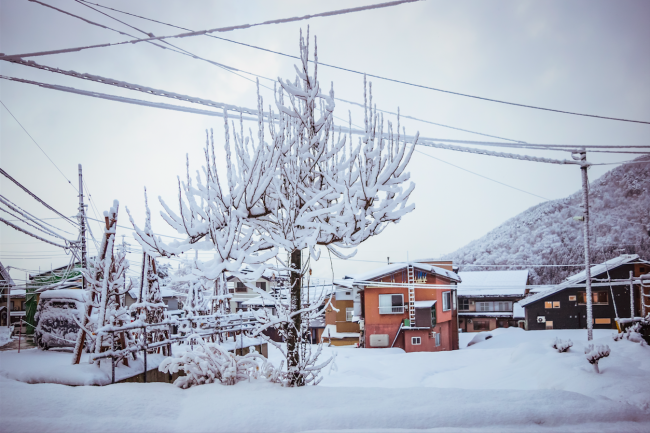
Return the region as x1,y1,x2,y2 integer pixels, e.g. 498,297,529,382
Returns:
519,255,647,307
457,270,529,297
414,300,436,308
513,302,525,319
344,262,461,284
9,289,26,298
0,261,15,287
39,289,86,302
321,324,360,340
564,254,647,285
226,267,289,282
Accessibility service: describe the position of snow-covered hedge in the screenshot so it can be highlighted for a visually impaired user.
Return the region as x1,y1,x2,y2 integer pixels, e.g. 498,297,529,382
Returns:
552,337,573,353
159,335,269,388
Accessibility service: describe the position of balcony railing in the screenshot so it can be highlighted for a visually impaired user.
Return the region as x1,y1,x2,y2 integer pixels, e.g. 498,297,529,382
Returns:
379,306,405,314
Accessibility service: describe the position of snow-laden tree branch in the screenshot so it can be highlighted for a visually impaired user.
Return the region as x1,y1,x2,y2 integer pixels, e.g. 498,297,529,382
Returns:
130,28,418,387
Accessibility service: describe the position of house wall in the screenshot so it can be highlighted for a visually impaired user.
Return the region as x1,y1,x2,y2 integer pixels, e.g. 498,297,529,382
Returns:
362,269,458,352
525,263,641,331
334,299,359,333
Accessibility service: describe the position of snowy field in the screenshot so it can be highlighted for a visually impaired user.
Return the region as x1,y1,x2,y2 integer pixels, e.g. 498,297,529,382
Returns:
1,328,649,432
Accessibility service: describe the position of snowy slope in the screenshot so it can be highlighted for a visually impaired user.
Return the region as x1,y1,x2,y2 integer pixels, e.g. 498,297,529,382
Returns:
445,156,650,284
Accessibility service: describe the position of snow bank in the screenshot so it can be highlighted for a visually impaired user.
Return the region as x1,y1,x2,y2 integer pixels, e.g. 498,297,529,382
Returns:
467,332,493,346
0,327,12,346
1,375,648,432
0,348,165,386
0,329,649,432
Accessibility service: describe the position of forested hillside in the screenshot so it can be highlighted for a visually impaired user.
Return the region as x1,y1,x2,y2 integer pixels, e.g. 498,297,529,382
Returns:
445,156,650,285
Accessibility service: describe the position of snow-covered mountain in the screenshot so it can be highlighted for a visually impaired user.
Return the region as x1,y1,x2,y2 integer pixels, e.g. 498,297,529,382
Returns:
445,156,650,285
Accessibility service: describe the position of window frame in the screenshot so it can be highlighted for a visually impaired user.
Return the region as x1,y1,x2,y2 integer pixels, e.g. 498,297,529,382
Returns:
459,298,470,311
378,294,405,314
235,282,247,293
577,291,608,305
442,291,451,311
435,332,441,347
411,336,421,345
544,301,553,309
346,307,354,322
552,301,560,309
473,319,489,331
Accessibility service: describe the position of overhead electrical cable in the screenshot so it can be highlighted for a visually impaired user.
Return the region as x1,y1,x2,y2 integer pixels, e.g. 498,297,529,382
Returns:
3,72,645,156
0,199,75,240
0,101,78,192
47,0,530,144
0,216,69,249
414,149,550,201
0,167,78,225
3,0,421,59
34,0,649,125
0,194,76,236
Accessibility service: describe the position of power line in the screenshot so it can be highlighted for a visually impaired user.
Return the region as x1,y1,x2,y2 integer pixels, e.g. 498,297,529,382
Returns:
0,216,69,249
0,167,78,226
414,149,550,201
4,0,420,59
63,1,529,145
0,100,78,192
64,0,650,125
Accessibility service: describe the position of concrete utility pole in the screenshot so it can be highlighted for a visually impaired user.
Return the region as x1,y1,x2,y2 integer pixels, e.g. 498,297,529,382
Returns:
575,150,594,341
78,164,88,292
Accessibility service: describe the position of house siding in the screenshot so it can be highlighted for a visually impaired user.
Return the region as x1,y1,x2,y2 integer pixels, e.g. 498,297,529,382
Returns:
524,262,643,330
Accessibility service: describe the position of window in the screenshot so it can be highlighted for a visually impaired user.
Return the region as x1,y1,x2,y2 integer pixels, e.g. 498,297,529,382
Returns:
552,301,560,309
495,301,512,312
569,295,577,302
411,336,421,345
235,282,247,293
435,332,441,347
442,292,451,311
595,318,611,325
379,294,404,314
546,321,554,330
459,298,470,311
476,302,490,312
545,301,553,309
256,282,267,291
346,308,354,322
473,320,489,331
236,301,243,310
578,292,608,305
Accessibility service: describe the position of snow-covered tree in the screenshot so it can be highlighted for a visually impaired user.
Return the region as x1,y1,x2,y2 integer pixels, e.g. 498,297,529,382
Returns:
584,344,610,373
74,202,136,366
132,29,417,386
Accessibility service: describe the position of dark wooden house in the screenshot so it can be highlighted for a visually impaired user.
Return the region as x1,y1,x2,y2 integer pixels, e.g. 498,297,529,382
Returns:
520,255,649,331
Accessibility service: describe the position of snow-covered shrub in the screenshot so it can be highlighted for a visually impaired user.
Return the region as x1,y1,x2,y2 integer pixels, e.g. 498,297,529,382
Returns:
613,323,647,345
552,337,573,352
159,334,267,388
467,332,492,347
584,344,610,374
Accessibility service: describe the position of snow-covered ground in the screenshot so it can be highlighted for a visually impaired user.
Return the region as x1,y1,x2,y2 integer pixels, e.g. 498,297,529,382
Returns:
1,328,649,432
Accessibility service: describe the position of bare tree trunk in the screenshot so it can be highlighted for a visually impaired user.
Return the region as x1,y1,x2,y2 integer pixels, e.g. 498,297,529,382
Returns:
287,249,304,386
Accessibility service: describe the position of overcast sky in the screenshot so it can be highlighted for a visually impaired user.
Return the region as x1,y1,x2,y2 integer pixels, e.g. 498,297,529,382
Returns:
1,0,649,284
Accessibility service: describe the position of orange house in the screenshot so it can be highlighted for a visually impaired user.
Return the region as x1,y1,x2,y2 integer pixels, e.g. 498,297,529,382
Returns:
338,260,461,353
